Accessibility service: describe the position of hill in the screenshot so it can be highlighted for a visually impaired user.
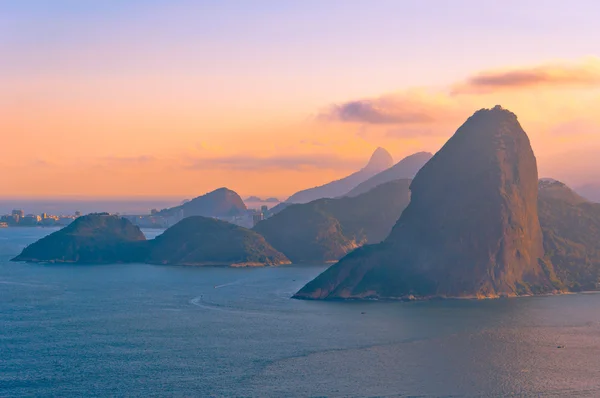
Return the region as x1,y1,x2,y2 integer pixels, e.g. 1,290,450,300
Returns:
295,106,558,300
254,179,411,263
538,180,600,291
159,188,246,218
285,147,394,204
344,152,432,197
147,216,290,266
12,213,147,263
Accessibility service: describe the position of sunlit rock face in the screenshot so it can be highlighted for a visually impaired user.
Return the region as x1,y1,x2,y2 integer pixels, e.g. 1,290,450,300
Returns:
295,106,557,300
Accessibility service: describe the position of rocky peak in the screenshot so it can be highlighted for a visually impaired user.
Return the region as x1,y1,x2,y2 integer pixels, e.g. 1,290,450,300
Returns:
364,147,393,172
295,106,556,300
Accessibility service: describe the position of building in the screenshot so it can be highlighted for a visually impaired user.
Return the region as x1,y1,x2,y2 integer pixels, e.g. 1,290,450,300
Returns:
261,205,268,213
12,209,24,218
252,212,264,227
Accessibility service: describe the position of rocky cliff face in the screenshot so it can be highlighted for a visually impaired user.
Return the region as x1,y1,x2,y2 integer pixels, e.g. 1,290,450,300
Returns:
295,106,558,300
286,147,394,204
12,214,147,264
254,180,411,263
147,216,290,266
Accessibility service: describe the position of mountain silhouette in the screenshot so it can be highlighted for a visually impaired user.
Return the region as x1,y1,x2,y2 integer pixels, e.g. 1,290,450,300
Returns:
538,179,600,291
12,214,147,263
159,187,247,218
254,180,411,263
147,216,290,266
344,152,432,197
295,106,558,300
285,147,394,204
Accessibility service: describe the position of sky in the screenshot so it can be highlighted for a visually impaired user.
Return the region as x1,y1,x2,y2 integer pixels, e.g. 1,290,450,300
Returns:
1,0,600,199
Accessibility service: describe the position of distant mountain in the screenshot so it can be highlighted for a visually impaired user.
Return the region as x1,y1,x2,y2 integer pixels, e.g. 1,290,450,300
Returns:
266,202,293,216
538,180,600,291
285,147,394,204
159,187,247,218
147,216,290,266
12,213,147,263
574,183,600,203
295,106,559,300
344,152,432,197
244,196,280,204
253,179,411,263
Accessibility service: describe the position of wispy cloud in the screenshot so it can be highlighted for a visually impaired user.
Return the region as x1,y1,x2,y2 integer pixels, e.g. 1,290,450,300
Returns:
319,91,455,125
319,58,600,126
187,154,364,171
452,58,600,95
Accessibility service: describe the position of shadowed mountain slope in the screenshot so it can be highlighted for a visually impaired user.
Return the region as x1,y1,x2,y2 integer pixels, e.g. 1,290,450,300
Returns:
295,106,559,300
345,152,432,197
147,216,290,266
159,187,247,218
286,147,394,204
254,179,411,263
12,214,147,263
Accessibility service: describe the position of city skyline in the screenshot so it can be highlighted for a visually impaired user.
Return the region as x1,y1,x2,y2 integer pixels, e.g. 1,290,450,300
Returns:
2,1,600,198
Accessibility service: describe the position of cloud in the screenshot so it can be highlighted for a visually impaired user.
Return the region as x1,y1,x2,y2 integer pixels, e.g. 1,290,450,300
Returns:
452,58,600,95
321,98,434,124
318,89,461,126
318,58,600,127
187,154,364,171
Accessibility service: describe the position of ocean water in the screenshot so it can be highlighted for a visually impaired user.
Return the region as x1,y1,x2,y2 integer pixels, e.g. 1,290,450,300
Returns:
2,228,600,397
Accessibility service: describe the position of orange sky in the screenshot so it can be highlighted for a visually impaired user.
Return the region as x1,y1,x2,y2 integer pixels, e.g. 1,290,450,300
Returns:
2,57,600,199
2,2,600,199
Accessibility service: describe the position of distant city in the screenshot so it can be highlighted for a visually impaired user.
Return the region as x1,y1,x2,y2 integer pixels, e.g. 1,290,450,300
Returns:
123,205,272,229
1,204,273,230
0,209,80,228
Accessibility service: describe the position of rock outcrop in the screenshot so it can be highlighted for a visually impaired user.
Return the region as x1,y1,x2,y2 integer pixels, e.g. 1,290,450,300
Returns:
295,106,558,300
344,152,432,197
286,147,394,204
254,180,411,263
12,213,147,263
147,216,290,266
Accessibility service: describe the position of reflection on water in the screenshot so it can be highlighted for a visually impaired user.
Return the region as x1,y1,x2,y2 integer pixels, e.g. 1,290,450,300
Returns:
1,227,600,397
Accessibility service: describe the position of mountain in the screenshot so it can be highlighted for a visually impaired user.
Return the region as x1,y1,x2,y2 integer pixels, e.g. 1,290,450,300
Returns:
344,152,432,197
295,106,558,300
159,188,247,218
265,197,280,203
12,213,147,263
574,183,600,203
538,180,600,291
253,179,411,263
245,196,263,202
147,216,290,266
285,147,394,204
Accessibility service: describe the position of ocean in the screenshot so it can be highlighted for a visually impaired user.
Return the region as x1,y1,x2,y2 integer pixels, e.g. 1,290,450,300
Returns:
2,227,600,397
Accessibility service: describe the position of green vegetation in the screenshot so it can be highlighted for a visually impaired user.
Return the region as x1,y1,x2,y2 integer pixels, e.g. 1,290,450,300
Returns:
148,216,290,266
12,214,147,264
254,179,412,263
539,181,600,291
